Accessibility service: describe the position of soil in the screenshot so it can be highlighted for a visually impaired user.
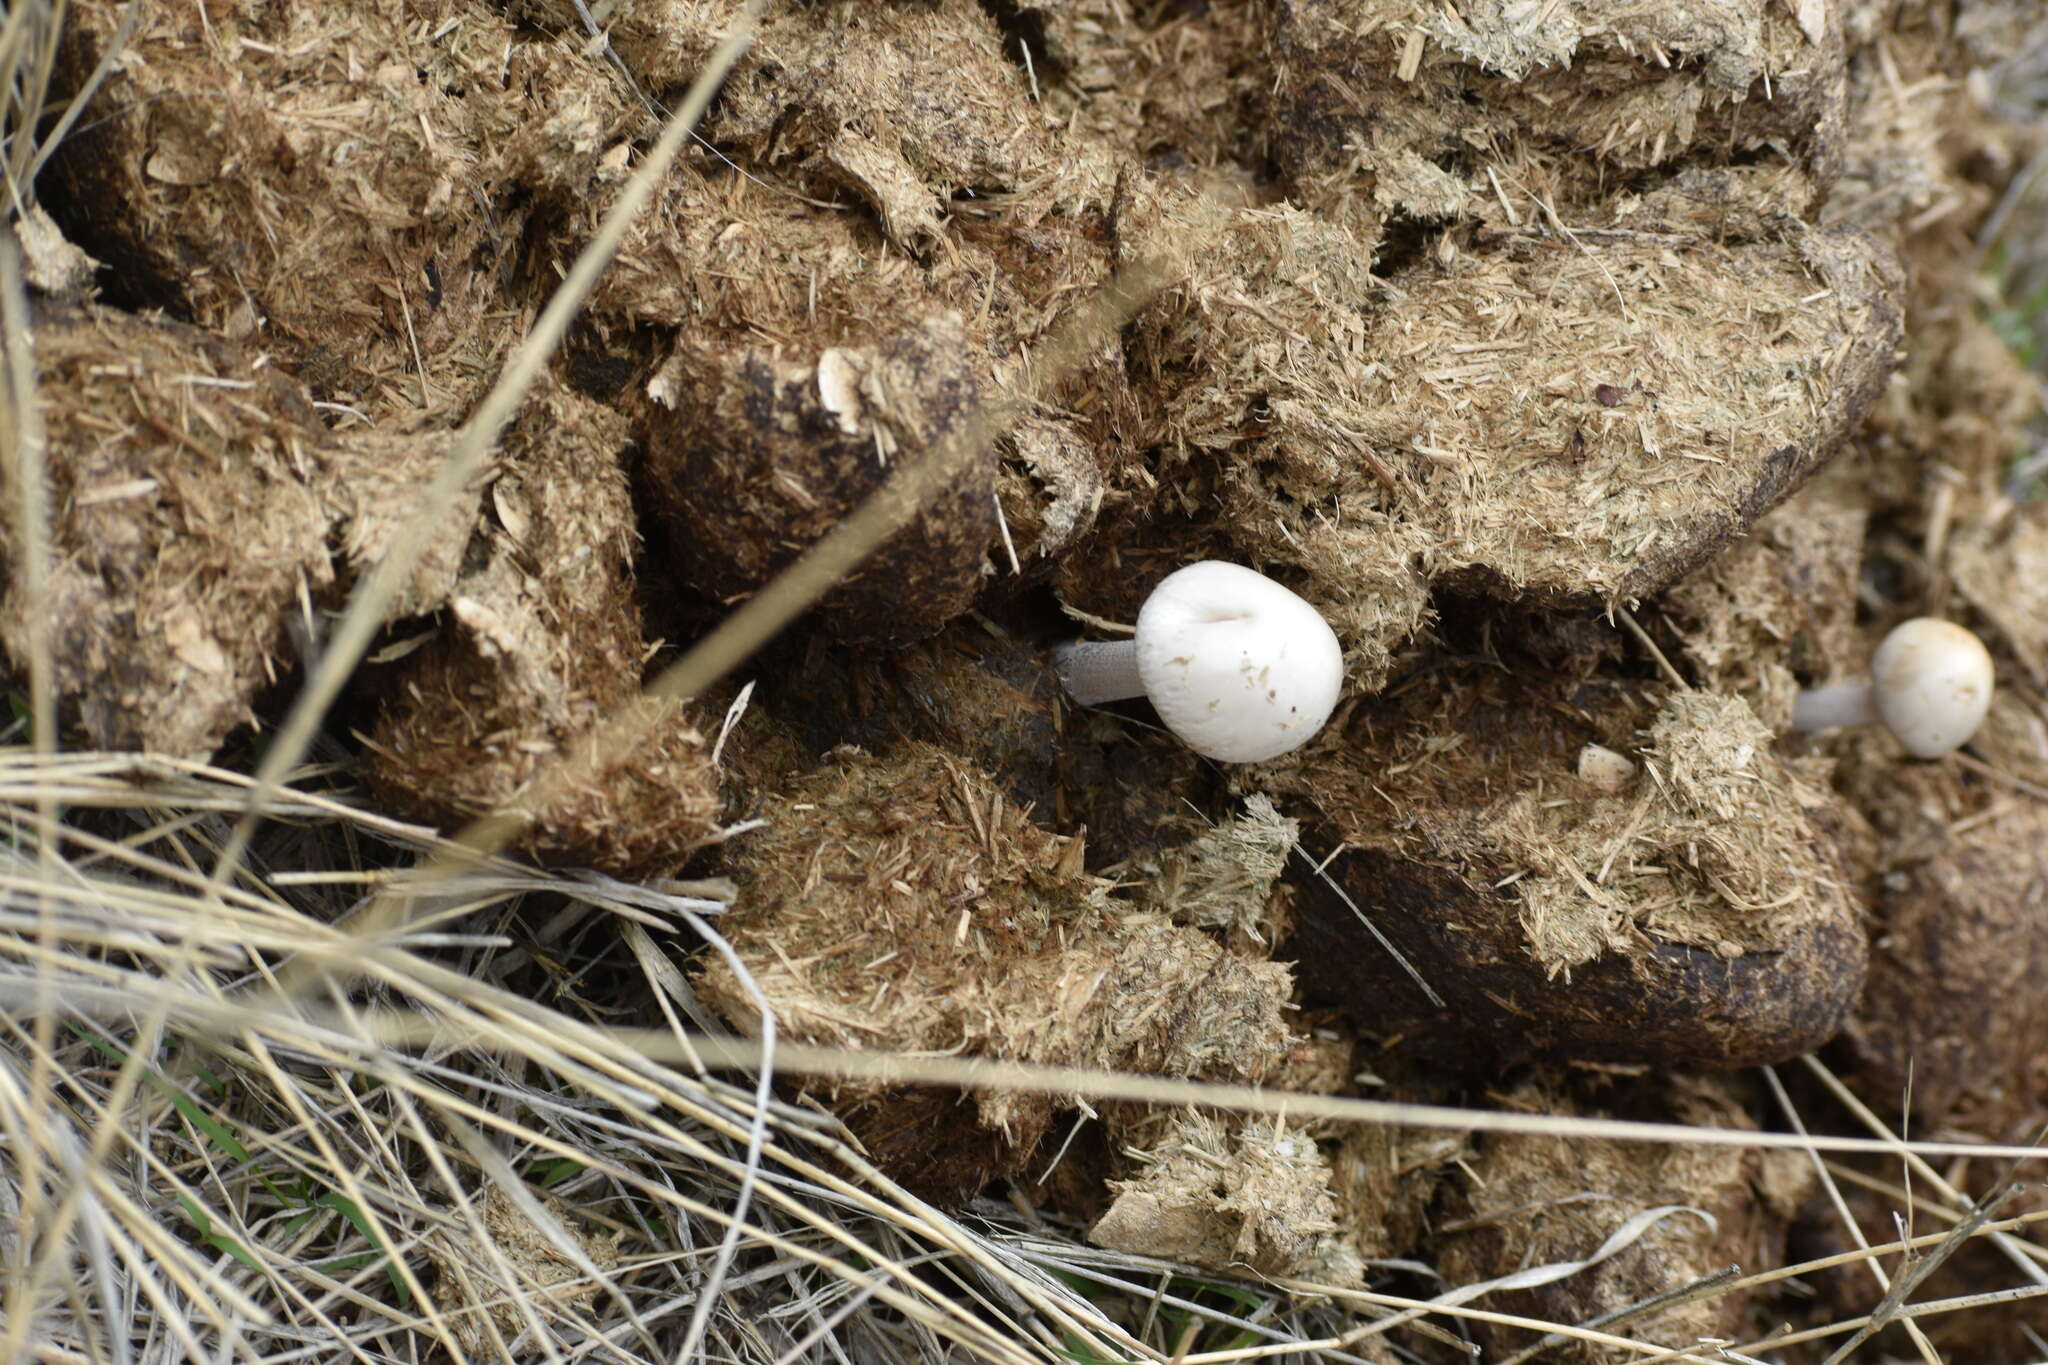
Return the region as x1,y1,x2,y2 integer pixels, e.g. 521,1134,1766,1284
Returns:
12,0,2048,1358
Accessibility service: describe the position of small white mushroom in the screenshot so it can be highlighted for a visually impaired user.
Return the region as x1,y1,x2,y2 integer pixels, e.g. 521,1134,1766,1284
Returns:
1791,617,1994,759
1055,561,1344,763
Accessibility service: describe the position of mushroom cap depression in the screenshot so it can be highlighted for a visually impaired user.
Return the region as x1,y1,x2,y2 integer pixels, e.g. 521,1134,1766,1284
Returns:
1871,617,1995,759
1134,562,1344,763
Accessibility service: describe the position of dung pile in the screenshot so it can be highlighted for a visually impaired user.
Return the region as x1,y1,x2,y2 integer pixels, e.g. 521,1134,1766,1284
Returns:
12,0,2048,1355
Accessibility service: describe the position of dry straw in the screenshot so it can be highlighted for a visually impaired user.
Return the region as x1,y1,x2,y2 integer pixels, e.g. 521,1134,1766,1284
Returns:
9,753,2048,1362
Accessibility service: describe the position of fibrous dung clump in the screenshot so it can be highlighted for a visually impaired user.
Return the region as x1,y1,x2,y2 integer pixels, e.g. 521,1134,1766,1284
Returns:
364,386,722,872
1090,1110,1355,1281
1139,794,1300,945
698,744,1295,1201
422,1184,621,1360
1435,1074,1811,1362
50,0,639,423
1279,667,1866,1072
1069,168,1902,690
1500,691,1847,970
4,305,480,760
643,314,996,643
5,308,329,758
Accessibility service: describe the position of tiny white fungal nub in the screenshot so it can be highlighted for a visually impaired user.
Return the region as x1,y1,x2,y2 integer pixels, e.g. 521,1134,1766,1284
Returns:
1576,743,1637,792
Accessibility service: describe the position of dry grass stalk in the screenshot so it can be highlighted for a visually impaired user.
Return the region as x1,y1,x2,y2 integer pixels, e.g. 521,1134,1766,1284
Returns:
9,751,2048,1360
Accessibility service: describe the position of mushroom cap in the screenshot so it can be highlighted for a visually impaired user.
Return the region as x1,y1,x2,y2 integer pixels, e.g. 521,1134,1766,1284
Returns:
1134,561,1344,763
1871,617,1994,759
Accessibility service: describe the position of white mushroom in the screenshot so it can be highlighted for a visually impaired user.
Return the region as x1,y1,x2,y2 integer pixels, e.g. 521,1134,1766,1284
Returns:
1054,561,1344,763
1790,617,1994,759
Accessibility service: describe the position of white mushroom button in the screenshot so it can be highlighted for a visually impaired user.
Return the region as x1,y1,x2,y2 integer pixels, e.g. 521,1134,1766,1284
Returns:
1054,561,1344,763
1790,617,1994,759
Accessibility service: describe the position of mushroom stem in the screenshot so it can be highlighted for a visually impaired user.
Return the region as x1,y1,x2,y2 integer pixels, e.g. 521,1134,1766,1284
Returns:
1791,681,1878,734
1055,639,1144,705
